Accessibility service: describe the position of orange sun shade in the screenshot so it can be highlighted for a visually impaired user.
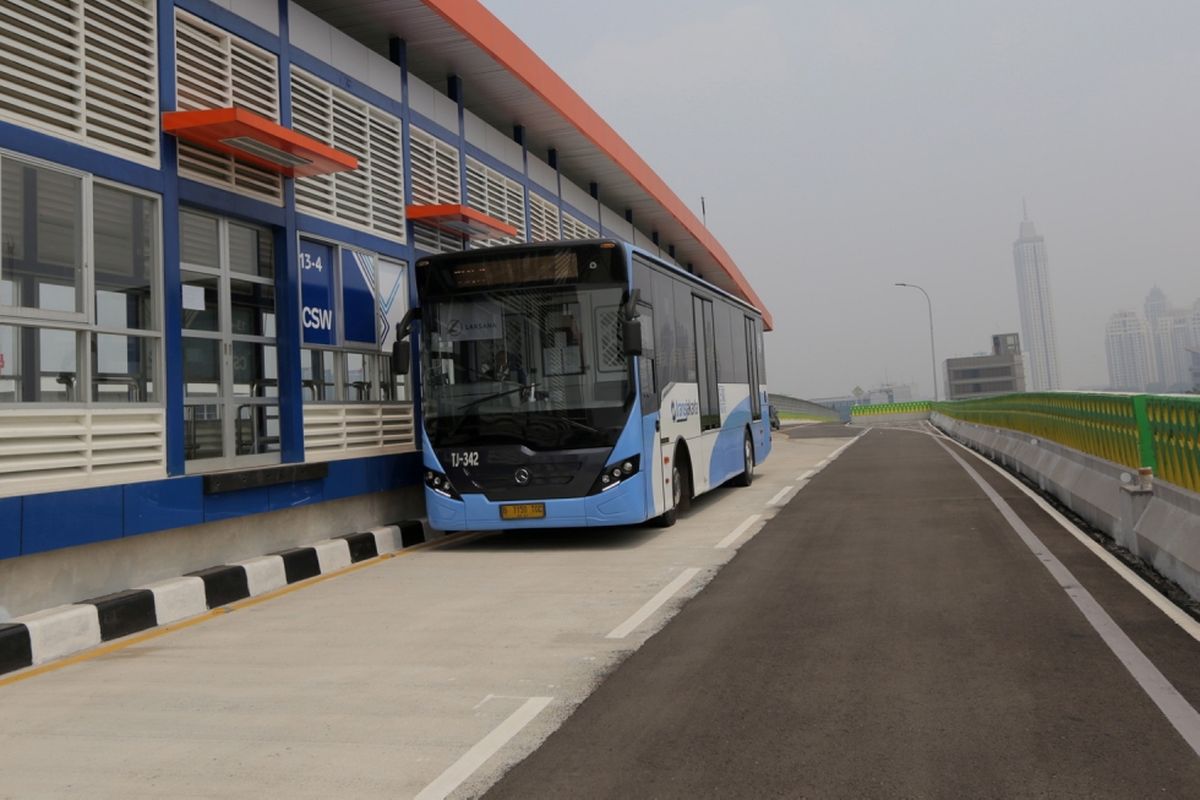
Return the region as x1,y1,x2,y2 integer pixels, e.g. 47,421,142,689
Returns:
161,107,358,178
407,204,519,238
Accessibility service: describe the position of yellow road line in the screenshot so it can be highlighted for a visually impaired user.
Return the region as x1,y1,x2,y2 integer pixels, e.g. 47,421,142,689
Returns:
0,530,489,689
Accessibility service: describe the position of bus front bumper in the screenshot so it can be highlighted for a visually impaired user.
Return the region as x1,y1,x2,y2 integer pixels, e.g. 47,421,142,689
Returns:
425,473,648,531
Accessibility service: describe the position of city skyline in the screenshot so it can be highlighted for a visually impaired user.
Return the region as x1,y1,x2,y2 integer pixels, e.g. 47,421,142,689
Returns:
1104,287,1200,393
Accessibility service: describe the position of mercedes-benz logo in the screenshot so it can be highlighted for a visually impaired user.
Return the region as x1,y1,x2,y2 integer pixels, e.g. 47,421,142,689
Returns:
514,467,530,485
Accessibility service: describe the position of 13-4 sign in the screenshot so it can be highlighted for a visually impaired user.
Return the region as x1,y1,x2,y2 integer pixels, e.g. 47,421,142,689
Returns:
300,239,335,345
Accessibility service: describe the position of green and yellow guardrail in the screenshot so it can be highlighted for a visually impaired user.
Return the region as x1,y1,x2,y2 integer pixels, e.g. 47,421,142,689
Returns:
850,392,1200,494
849,401,932,418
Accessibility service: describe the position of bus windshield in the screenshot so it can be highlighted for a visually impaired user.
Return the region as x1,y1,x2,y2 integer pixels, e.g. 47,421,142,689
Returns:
420,250,633,450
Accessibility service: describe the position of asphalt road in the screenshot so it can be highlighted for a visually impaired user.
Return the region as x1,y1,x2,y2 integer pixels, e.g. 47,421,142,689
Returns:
485,427,1200,799
783,421,861,439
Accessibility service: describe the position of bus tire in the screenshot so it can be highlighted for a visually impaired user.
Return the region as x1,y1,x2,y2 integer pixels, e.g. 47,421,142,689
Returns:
656,446,690,527
731,430,754,487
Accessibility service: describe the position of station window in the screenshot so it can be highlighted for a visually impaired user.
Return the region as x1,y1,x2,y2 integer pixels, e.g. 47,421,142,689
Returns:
297,238,409,403
180,210,279,468
0,152,161,404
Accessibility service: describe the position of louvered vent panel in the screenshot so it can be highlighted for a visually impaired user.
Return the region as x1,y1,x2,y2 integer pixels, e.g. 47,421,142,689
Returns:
289,69,334,214
409,128,463,252
0,409,165,498
175,11,282,204
229,39,278,119
409,127,460,205
465,156,525,249
413,223,463,254
82,0,158,161
562,212,598,240
303,404,415,460
329,91,371,230
528,193,561,242
368,114,404,238
0,1,157,165
291,68,404,241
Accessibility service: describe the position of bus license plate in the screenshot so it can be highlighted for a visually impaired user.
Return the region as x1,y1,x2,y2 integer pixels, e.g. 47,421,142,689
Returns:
500,503,545,520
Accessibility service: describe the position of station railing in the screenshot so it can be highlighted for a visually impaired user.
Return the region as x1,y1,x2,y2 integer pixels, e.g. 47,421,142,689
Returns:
848,392,1200,495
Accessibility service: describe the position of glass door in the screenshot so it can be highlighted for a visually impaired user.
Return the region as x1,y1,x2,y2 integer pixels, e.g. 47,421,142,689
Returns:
180,210,279,471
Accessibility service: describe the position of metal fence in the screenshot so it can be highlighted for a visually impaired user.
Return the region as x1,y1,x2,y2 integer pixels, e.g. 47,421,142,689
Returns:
849,401,932,418
852,392,1200,495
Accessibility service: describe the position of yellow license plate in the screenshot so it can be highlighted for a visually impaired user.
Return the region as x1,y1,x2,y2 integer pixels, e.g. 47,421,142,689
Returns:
500,503,546,520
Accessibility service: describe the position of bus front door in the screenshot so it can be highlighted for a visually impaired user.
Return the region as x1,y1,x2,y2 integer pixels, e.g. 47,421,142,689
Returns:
636,303,667,517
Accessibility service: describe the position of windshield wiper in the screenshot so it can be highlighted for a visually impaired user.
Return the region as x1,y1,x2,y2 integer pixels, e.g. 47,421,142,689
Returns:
443,383,532,442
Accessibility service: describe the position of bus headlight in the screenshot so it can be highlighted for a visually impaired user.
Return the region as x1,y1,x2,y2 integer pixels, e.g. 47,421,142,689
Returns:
424,468,461,500
589,455,639,495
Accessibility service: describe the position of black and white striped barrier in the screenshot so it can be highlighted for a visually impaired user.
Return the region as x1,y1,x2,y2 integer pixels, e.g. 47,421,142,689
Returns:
0,521,425,677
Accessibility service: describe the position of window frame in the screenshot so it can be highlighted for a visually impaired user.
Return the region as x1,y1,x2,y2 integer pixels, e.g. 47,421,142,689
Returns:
0,149,164,407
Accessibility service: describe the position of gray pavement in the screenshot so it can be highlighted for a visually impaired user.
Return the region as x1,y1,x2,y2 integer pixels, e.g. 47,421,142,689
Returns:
485,427,1200,799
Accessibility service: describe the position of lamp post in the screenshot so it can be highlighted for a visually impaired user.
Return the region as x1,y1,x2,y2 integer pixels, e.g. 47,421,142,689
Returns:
894,282,938,402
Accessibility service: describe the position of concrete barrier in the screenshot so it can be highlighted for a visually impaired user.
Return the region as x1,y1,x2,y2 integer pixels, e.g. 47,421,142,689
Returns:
933,412,1200,602
0,522,425,677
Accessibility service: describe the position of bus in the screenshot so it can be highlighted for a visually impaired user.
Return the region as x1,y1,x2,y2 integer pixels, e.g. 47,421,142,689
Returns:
394,239,771,530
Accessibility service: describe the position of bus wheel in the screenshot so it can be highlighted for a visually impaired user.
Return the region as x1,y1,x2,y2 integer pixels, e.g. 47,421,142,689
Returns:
731,431,754,487
656,451,689,527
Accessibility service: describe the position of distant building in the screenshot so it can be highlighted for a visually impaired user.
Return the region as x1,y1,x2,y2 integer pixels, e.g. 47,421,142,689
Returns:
945,333,1026,400
812,383,918,422
1013,210,1062,390
1188,348,1200,393
1105,311,1155,391
1154,311,1193,391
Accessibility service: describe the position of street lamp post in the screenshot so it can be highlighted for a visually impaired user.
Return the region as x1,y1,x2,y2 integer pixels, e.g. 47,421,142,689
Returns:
894,282,938,402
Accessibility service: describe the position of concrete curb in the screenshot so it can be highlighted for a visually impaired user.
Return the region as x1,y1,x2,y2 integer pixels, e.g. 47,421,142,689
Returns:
0,520,426,678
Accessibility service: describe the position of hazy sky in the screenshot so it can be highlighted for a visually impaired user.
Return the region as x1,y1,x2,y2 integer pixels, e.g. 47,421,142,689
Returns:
483,0,1200,398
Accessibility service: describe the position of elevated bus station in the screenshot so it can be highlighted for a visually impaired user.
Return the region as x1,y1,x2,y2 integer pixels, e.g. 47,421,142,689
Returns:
6,4,1200,798
0,0,771,622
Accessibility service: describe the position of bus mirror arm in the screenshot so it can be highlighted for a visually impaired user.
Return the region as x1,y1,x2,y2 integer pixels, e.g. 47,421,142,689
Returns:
391,308,421,375
623,289,643,356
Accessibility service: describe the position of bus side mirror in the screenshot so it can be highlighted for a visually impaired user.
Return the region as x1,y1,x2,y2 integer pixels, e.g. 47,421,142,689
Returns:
392,338,411,375
623,318,643,356
390,307,420,375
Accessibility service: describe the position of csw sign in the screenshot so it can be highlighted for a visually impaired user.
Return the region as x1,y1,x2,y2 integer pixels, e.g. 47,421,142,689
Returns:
300,239,335,346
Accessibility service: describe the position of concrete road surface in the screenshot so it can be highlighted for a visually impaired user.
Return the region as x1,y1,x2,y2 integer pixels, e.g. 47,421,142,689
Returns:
485,426,1200,799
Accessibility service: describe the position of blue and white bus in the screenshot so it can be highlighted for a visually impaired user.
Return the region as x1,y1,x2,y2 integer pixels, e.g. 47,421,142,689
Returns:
397,240,770,530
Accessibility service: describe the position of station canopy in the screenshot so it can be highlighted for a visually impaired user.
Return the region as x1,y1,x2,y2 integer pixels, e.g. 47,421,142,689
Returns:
293,0,771,328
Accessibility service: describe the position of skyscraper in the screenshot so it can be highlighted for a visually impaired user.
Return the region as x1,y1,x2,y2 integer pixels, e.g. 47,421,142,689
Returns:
1105,311,1154,391
1012,207,1062,390
1142,287,1193,391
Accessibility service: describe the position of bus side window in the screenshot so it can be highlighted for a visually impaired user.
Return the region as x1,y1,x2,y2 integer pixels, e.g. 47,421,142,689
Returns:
637,302,656,408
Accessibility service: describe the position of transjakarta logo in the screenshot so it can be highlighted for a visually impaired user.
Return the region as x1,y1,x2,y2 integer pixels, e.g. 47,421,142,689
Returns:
303,306,333,331
671,399,699,422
